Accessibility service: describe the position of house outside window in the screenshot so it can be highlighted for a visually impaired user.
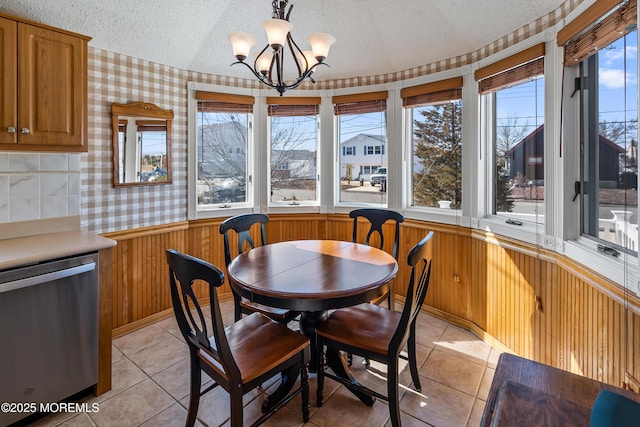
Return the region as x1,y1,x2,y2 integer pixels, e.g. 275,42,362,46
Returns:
334,91,388,205
476,43,545,224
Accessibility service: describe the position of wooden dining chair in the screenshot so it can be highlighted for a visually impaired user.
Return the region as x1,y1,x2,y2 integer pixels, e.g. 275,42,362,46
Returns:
166,249,310,427
220,213,299,323
315,231,434,427
350,208,405,310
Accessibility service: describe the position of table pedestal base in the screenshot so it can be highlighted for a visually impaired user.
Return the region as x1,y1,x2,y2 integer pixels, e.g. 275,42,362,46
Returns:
324,349,376,407
263,309,376,411
299,310,329,372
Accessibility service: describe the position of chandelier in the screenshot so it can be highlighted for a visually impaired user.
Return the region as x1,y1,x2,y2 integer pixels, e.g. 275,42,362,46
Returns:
228,0,335,96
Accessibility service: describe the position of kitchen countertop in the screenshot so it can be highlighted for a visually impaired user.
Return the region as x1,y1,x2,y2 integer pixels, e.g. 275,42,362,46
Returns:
0,230,116,270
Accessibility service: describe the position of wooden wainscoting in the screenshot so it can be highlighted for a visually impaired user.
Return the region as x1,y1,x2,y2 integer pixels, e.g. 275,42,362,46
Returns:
102,213,640,391
104,222,190,334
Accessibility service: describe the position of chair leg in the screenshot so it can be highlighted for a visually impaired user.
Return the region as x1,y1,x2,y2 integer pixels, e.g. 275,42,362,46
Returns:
185,356,202,427
229,388,243,427
388,286,394,311
316,338,325,407
387,359,401,427
408,325,421,391
300,355,310,423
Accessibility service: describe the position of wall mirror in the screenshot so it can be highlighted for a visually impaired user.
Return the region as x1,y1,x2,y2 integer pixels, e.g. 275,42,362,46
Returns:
111,102,174,186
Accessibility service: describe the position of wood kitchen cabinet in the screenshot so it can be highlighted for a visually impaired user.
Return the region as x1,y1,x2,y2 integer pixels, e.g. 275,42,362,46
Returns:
0,13,90,152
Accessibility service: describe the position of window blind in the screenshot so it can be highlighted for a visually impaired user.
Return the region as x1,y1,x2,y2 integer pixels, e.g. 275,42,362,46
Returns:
196,91,254,113
401,77,463,107
556,0,625,46
135,120,167,132
562,0,636,64
333,91,388,115
266,96,321,116
474,43,545,94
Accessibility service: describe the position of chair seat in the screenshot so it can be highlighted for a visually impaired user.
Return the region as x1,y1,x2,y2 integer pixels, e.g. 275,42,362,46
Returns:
317,303,400,356
200,312,309,384
239,297,296,321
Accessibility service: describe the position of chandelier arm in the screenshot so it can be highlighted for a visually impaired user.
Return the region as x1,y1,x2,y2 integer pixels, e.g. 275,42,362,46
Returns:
275,49,285,91
286,32,306,76
267,51,277,86
230,61,276,87
284,62,329,91
284,3,293,21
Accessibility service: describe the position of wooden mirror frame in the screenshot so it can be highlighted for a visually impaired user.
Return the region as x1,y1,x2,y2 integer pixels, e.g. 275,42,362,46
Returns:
111,102,174,187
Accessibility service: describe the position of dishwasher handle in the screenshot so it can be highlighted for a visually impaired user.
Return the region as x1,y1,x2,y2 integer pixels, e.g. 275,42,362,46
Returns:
0,261,96,294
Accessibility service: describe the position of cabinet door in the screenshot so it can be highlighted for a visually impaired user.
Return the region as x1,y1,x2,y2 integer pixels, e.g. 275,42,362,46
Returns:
17,23,87,150
0,17,17,145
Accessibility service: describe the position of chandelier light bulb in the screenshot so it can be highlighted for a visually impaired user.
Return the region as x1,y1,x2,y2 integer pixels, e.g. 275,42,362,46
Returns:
257,51,274,75
262,19,293,50
299,50,317,70
228,32,257,61
308,32,336,62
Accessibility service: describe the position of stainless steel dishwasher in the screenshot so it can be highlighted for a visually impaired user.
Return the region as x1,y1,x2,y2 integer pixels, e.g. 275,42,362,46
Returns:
0,253,99,426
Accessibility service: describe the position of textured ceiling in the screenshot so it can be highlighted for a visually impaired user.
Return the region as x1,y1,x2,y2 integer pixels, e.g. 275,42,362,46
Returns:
2,0,567,81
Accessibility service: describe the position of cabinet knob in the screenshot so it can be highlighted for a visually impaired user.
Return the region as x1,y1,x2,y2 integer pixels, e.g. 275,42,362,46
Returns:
7,127,16,133
20,128,30,134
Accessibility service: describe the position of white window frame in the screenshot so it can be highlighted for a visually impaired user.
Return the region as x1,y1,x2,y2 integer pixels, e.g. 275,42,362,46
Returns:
560,30,640,294
187,82,256,220
332,84,394,213
475,37,552,247
267,103,321,209
401,69,471,227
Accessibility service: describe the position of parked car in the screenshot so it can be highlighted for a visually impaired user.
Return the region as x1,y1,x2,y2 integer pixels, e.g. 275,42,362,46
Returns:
370,167,387,186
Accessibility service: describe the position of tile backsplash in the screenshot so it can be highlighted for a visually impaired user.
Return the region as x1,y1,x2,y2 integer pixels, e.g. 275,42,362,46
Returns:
0,153,81,223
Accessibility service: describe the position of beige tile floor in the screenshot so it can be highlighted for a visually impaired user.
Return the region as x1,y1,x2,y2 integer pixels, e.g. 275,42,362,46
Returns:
28,300,501,427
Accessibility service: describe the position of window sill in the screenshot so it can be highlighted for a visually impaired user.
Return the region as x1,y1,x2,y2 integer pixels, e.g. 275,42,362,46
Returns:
189,205,254,220
563,238,640,297
265,204,321,214
403,207,468,227
476,215,543,247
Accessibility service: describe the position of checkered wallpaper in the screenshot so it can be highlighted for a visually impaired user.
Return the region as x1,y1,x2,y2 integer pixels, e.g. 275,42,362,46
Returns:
81,0,581,234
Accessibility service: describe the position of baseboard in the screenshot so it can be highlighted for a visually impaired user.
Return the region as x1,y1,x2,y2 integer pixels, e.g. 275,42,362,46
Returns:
395,295,514,355
112,294,233,338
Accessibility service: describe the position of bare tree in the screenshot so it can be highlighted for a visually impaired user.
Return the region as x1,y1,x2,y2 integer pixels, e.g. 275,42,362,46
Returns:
197,113,248,204
599,119,638,145
270,116,316,186
496,116,529,158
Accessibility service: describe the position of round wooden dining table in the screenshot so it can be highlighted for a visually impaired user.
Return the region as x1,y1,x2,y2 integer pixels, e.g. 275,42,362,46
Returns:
227,239,399,408
227,239,398,312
